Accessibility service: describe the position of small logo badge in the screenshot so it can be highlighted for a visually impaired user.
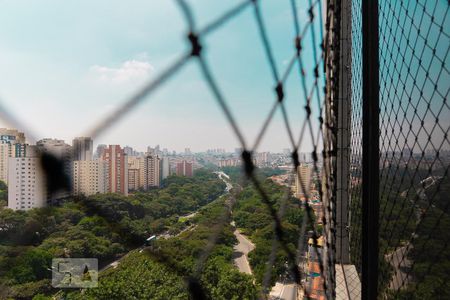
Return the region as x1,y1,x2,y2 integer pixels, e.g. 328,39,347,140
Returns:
51,258,98,288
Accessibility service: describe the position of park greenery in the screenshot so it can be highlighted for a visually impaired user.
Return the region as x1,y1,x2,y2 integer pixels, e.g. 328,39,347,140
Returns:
232,177,306,286
63,166,295,300
0,181,7,207
67,196,259,300
0,165,310,299
2,161,447,299
394,171,450,299
0,170,226,299
350,166,450,298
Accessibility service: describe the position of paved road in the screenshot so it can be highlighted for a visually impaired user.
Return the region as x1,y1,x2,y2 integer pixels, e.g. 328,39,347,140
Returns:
269,281,297,300
387,244,412,290
280,283,297,300
233,229,255,274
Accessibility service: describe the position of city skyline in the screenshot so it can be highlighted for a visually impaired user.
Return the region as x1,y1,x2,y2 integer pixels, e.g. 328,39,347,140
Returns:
0,127,297,155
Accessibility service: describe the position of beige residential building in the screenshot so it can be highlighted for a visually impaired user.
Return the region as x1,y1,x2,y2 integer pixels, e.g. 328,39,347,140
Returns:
72,160,106,196
128,168,140,191
295,164,312,199
128,156,141,191
139,155,160,189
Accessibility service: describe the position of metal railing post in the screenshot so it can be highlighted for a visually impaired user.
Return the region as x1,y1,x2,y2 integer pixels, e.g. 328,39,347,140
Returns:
362,0,380,299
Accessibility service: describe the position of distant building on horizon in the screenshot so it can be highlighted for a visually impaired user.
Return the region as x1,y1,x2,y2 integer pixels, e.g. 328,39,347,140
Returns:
95,144,107,159
176,160,193,177
101,145,128,196
72,137,93,161
123,146,137,157
217,158,241,168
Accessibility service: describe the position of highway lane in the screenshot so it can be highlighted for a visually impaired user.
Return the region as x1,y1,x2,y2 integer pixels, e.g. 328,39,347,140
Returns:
233,229,255,274
387,244,412,290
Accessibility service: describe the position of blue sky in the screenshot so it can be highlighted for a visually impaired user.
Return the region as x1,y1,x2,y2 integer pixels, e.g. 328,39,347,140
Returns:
0,0,324,152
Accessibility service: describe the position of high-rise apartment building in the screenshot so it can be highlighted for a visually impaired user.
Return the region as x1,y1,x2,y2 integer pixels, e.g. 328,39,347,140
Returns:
7,147,46,211
9,143,28,158
128,168,140,191
72,137,93,161
140,155,160,189
0,129,27,184
101,145,128,195
295,164,312,199
176,160,193,177
161,157,170,180
127,156,141,191
72,160,106,196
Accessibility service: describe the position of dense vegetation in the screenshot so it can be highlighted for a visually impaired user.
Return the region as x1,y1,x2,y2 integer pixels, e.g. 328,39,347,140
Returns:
66,196,258,300
394,172,450,299
350,166,450,298
233,178,305,285
0,180,7,207
0,166,304,299
67,167,299,299
0,170,225,299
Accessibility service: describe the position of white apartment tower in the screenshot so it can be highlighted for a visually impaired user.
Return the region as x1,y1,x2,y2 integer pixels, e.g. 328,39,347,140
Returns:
8,149,46,211
0,140,32,184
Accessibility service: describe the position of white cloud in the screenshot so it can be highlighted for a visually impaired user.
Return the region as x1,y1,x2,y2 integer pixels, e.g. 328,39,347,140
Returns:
89,59,154,84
